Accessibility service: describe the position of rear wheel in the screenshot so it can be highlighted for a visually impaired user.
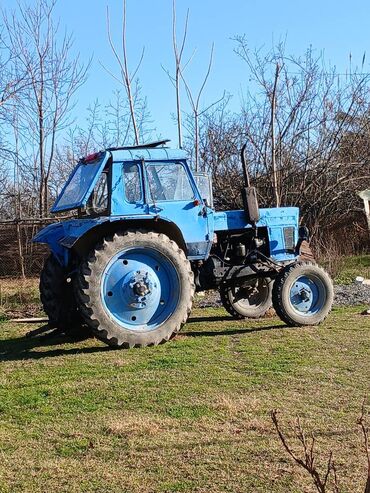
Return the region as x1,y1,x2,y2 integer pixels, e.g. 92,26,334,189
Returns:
75,231,194,348
40,254,81,330
272,261,333,326
219,277,273,319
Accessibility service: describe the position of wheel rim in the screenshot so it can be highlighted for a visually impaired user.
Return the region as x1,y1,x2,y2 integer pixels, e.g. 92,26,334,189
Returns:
230,278,270,308
101,247,180,331
288,274,326,316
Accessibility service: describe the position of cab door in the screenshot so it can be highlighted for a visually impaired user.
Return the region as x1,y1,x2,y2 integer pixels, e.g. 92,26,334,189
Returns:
111,160,147,216
144,161,212,260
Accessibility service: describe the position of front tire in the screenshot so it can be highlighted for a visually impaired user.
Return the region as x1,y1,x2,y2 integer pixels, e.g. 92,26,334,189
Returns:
272,261,333,326
75,231,194,348
219,277,273,319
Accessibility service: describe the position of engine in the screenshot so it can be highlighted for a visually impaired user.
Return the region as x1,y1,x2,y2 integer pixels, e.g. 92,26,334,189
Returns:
194,227,270,291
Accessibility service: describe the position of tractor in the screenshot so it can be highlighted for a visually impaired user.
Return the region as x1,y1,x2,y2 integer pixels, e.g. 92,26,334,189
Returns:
33,140,334,348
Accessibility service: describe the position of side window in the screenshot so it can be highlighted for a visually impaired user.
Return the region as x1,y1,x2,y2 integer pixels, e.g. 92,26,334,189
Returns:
147,163,194,201
92,172,108,212
123,163,142,203
85,172,108,215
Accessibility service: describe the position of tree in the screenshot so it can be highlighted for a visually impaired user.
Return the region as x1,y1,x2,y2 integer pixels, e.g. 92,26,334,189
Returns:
272,402,370,493
105,0,145,146
192,39,370,252
2,0,88,218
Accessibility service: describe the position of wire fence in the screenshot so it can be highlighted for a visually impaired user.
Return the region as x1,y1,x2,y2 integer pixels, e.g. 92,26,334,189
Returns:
0,214,368,279
0,220,54,278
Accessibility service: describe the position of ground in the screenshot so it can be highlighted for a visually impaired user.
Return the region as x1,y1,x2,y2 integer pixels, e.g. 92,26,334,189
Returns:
0,305,369,493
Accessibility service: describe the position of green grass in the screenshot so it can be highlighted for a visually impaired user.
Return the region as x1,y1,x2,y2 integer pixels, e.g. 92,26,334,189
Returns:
0,306,369,492
0,278,41,319
321,254,370,284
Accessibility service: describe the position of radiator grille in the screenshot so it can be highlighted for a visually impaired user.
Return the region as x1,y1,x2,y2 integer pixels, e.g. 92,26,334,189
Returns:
283,227,295,252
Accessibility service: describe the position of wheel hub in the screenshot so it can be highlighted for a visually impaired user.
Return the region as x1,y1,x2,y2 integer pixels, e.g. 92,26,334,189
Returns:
125,270,156,309
133,282,150,296
299,287,311,302
289,275,324,315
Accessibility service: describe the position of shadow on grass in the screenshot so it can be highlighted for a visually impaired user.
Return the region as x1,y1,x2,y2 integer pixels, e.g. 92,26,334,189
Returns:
187,315,234,323
184,323,285,338
185,314,286,337
0,328,113,362
0,314,287,362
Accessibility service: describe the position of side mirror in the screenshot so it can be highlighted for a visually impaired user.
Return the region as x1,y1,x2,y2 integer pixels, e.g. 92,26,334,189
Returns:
242,186,260,225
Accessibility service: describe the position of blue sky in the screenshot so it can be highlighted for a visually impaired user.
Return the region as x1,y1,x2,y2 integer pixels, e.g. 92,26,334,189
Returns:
5,0,370,144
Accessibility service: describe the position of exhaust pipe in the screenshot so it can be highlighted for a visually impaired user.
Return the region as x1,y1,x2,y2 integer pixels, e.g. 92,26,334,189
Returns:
241,143,260,225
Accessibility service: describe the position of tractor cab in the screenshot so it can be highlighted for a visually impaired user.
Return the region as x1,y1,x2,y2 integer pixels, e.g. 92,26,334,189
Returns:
52,142,214,217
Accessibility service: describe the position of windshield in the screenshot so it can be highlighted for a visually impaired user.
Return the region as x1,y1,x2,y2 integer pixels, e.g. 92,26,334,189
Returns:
51,153,108,213
146,163,194,202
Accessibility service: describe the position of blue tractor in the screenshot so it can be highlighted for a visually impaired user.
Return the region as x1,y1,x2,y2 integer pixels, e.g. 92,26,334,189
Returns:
33,140,334,348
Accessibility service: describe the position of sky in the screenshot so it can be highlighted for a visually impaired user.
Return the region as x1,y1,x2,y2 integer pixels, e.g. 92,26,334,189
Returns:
4,0,370,145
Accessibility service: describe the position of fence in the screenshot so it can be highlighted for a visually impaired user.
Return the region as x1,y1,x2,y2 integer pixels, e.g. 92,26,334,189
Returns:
0,214,369,279
0,220,54,278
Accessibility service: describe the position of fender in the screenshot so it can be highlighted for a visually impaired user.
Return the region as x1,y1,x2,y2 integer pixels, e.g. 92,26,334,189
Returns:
33,215,189,267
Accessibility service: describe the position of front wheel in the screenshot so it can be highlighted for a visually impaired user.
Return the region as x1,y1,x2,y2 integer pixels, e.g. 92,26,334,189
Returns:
272,261,333,326
219,277,273,319
75,231,195,348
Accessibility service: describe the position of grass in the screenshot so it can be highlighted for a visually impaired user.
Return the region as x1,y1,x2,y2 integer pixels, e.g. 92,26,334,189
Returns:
0,278,41,319
0,305,369,492
321,254,370,284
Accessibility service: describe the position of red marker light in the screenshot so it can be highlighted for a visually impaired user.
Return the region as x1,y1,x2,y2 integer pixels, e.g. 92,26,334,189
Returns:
193,199,200,206
83,152,100,163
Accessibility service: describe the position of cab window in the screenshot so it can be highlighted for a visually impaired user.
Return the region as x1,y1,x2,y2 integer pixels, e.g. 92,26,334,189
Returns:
123,163,142,203
146,163,194,202
85,172,109,215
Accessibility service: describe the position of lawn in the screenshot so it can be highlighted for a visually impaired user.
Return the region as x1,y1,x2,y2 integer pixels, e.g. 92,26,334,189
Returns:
321,254,370,284
0,305,369,492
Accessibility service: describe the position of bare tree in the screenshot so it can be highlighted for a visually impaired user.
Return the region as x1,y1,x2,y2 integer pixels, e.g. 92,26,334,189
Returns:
271,409,339,493
167,0,190,148
270,63,280,206
2,0,88,217
0,30,28,110
105,0,145,145
211,39,370,247
272,403,370,493
358,402,370,493
181,43,227,171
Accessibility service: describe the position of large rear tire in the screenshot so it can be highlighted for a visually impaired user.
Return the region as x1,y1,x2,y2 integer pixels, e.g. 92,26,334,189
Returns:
40,254,81,330
272,261,333,326
75,231,194,348
219,277,273,319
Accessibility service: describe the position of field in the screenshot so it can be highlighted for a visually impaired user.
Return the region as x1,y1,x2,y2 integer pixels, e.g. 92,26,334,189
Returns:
0,303,369,492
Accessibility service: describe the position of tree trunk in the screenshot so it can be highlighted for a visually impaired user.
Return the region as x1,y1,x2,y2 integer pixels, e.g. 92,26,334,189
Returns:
195,111,199,172
271,63,280,207
365,476,370,493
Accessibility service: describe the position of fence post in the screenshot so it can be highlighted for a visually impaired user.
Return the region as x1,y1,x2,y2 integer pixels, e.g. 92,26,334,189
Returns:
16,222,26,279
358,190,370,232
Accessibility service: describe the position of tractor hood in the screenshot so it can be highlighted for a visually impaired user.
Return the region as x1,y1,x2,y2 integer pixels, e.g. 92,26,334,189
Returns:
51,151,109,213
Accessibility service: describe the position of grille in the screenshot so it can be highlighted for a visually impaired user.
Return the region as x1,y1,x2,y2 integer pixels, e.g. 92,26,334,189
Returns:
283,227,295,252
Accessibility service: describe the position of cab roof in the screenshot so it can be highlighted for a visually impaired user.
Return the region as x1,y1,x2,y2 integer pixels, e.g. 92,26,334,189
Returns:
109,147,187,162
